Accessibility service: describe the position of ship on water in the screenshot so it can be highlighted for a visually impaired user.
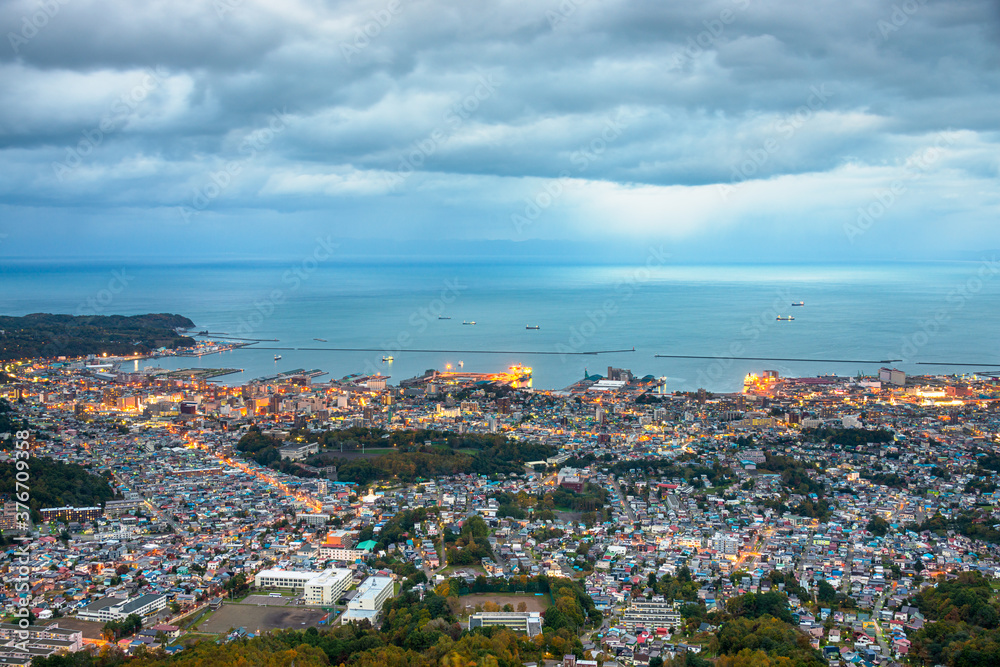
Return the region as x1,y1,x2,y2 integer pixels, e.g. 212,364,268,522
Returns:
776,316,795,321
274,354,282,360
438,316,451,320
382,355,393,362
791,301,804,306
526,325,540,330
313,338,327,342
463,321,476,325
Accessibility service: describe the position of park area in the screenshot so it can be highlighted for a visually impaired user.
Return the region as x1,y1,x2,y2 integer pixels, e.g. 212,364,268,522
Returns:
456,593,550,617
196,603,333,635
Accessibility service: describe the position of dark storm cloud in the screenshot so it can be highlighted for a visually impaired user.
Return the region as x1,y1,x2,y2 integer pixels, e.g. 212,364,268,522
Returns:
0,0,997,256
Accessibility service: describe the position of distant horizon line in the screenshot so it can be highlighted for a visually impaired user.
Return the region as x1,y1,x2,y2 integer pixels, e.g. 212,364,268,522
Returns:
2,255,998,266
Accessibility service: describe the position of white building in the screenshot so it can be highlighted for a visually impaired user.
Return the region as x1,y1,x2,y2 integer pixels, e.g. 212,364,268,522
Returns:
0,622,84,653
319,546,368,562
621,599,682,632
254,568,352,605
468,611,543,636
711,534,740,556
76,594,168,623
341,576,394,624
879,367,906,386
279,442,318,461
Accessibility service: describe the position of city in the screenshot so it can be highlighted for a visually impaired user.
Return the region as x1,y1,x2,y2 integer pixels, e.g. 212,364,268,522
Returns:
3,0,998,665
2,347,1000,667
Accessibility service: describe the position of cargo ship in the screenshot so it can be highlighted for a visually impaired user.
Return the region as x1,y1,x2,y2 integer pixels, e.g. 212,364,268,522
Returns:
274,354,282,360
313,338,327,342
791,301,804,306
382,356,393,362
776,316,795,321
463,321,476,325
526,325,540,330
439,316,451,320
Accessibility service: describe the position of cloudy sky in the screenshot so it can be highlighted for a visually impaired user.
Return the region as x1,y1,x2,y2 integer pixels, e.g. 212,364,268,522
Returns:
1,0,997,261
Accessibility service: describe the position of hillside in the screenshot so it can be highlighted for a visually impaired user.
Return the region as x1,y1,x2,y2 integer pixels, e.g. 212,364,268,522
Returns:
0,313,195,360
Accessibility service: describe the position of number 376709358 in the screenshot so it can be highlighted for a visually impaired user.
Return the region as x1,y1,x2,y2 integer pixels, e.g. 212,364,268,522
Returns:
13,429,30,527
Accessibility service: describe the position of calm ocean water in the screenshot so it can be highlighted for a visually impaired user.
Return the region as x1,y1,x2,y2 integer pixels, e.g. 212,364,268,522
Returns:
2,259,999,392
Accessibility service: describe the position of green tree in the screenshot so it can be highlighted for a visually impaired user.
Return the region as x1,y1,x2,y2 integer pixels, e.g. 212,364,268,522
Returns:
866,515,890,536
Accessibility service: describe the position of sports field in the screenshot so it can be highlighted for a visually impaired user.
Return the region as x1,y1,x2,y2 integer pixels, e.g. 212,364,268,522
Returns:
196,603,332,634
457,593,550,615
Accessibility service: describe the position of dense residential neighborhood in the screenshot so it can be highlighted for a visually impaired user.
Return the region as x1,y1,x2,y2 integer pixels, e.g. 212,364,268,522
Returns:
3,353,1000,667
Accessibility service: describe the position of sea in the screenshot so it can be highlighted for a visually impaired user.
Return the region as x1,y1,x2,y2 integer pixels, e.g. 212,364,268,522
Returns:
2,258,999,393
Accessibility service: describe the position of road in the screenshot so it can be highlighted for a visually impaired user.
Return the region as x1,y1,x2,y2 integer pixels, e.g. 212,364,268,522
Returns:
871,588,893,655
104,463,185,534
734,528,772,571
609,476,636,523
842,542,854,595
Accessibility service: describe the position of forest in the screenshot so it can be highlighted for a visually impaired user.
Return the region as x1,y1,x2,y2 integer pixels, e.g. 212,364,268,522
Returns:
909,572,1000,666
0,456,117,522
236,427,555,485
912,511,1000,545
0,313,195,360
800,427,895,447
33,573,598,667
655,588,826,667
714,615,826,667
